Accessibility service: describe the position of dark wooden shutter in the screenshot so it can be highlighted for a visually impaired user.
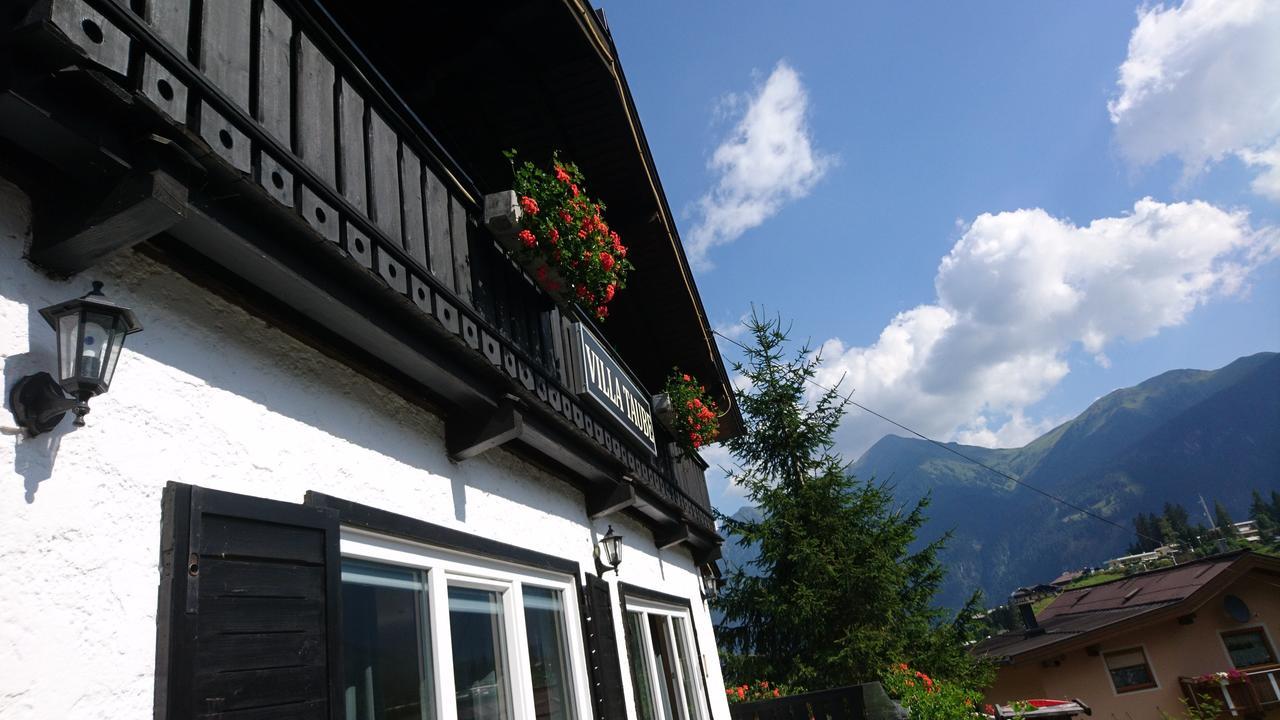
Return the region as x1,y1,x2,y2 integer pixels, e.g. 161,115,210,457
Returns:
155,483,342,720
581,573,628,720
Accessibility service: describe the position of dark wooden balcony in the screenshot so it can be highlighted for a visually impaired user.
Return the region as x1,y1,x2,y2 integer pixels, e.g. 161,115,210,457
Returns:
1,0,721,549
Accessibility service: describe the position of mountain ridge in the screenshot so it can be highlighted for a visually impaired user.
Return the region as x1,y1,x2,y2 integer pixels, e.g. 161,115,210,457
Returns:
726,352,1280,608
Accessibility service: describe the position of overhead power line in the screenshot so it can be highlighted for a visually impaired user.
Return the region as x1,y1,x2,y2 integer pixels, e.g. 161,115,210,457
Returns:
709,328,1162,548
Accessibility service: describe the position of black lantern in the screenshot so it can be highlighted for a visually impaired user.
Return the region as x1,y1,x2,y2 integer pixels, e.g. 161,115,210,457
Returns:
595,525,623,576
699,563,721,600
9,281,143,435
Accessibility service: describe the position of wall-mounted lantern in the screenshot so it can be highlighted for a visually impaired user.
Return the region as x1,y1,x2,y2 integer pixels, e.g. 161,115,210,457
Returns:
9,281,143,436
594,524,623,576
699,563,721,600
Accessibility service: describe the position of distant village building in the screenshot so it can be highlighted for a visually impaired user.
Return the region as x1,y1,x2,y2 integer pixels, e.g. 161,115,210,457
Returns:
0,2,737,719
975,552,1280,719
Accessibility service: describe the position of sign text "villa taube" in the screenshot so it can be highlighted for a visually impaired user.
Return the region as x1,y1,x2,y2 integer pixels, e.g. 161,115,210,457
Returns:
571,323,657,455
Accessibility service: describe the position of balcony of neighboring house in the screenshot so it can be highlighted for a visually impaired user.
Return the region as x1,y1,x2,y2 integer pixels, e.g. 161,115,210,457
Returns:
1179,665,1280,718
0,0,732,557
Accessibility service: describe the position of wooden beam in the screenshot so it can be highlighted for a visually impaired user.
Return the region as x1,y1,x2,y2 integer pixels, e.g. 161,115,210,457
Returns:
655,522,691,551
587,480,637,520
32,169,187,274
447,396,523,462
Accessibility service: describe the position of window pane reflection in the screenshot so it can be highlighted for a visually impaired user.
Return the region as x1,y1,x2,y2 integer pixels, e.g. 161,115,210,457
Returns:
673,621,704,720
523,587,575,720
625,612,657,720
647,615,678,720
341,560,434,720
450,585,512,720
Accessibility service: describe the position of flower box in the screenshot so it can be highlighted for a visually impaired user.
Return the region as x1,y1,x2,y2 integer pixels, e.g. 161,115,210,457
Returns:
488,152,633,321
484,190,569,304
652,392,676,431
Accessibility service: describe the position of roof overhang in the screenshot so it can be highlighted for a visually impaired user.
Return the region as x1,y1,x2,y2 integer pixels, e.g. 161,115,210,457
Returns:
308,0,743,438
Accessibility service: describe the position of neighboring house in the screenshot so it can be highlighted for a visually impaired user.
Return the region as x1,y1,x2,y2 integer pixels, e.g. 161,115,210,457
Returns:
0,3,738,720
1103,545,1183,572
1236,520,1263,543
1051,570,1086,588
975,552,1280,719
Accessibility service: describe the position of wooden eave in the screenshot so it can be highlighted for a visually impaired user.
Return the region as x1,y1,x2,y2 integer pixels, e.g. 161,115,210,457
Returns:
0,0,721,552
307,0,743,439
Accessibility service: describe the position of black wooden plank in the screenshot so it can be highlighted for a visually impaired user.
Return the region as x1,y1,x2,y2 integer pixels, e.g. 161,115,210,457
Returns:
198,700,326,720
197,631,324,674
198,596,323,634
368,110,402,242
424,168,454,290
140,0,191,123
295,34,336,186
255,0,292,146
198,558,324,600
198,514,325,564
400,144,427,264
198,0,252,172
338,78,367,213
451,198,473,305
51,0,130,76
192,665,326,713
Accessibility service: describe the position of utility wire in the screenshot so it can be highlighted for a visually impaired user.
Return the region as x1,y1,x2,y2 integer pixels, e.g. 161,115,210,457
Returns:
710,328,1163,548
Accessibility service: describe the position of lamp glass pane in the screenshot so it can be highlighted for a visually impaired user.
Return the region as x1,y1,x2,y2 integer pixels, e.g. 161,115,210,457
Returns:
57,313,79,381
601,534,621,567
101,317,127,388
79,312,114,381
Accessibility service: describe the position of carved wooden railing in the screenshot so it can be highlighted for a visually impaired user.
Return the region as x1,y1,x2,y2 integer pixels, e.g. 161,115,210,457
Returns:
21,0,716,532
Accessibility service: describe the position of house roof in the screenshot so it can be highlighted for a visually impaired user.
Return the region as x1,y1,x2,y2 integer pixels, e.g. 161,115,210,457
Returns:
1049,570,1084,586
973,551,1280,663
308,0,743,438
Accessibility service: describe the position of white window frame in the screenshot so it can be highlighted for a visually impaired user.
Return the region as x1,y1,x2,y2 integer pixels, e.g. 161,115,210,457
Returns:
623,597,709,720
341,528,595,720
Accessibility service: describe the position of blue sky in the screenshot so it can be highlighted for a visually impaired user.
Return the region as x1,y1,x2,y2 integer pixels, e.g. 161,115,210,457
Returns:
598,0,1280,511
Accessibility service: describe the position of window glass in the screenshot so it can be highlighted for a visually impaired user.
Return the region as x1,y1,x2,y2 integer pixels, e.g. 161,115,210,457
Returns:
341,560,435,720
1104,647,1156,692
450,585,512,720
672,620,705,720
625,612,657,720
648,614,680,720
523,587,575,720
1223,629,1277,668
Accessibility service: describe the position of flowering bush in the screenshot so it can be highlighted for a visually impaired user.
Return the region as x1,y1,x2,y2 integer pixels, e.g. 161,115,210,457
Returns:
504,150,633,321
724,680,798,704
1191,669,1248,684
881,663,984,720
663,370,720,453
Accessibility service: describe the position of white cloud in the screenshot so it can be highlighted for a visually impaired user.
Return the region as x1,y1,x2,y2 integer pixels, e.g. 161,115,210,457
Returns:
687,61,834,270
1108,0,1280,199
813,198,1280,458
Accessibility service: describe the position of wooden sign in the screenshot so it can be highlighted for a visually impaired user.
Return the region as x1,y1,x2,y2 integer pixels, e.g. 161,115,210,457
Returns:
570,323,657,456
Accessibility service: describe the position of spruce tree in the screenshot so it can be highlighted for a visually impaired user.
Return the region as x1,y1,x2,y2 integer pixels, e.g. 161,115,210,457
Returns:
1215,501,1237,537
715,312,991,691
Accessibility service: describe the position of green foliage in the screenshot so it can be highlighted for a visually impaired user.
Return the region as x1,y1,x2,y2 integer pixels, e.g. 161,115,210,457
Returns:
880,664,983,720
715,311,992,692
1158,693,1225,720
504,150,633,320
663,369,720,455
723,680,800,704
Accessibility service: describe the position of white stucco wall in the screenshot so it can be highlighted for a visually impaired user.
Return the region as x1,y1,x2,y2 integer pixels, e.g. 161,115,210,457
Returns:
0,177,730,720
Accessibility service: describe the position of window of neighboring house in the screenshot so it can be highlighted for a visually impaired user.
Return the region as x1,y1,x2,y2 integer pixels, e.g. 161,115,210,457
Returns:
623,600,709,720
1104,647,1157,693
340,532,593,720
1222,628,1278,669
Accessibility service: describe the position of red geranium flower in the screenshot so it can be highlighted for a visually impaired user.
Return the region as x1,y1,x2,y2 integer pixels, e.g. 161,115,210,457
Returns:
519,195,539,215
517,229,537,248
